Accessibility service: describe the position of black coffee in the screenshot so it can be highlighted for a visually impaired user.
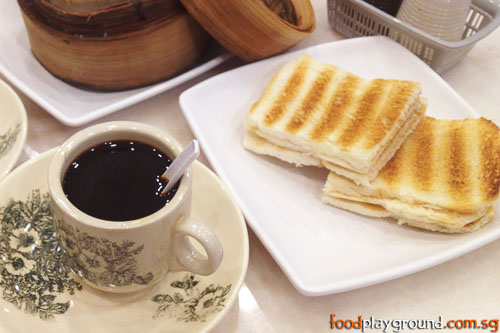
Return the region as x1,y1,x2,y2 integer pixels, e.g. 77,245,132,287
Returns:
63,140,179,221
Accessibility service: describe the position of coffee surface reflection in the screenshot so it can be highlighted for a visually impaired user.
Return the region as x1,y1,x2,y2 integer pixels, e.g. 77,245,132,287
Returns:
63,140,179,221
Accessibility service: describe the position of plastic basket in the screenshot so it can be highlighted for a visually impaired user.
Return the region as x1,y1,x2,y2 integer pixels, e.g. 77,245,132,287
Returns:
327,0,500,73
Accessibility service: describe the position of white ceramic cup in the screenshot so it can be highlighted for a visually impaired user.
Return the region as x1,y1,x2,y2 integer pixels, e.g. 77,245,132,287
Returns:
397,0,471,42
48,121,223,293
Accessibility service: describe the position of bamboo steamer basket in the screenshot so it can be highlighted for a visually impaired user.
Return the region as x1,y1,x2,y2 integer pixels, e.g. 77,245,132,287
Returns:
47,0,126,12
17,0,212,91
179,0,316,61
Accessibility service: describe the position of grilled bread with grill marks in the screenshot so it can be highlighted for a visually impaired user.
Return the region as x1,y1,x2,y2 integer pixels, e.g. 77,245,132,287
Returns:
322,117,500,233
244,54,426,184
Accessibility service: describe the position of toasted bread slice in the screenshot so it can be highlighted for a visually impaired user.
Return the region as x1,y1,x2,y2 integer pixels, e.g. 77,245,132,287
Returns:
244,102,426,185
322,117,500,233
321,195,494,233
244,54,426,183
243,130,323,167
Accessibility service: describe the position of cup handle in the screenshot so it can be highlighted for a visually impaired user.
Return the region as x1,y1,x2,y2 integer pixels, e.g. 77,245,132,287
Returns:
171,217,223,276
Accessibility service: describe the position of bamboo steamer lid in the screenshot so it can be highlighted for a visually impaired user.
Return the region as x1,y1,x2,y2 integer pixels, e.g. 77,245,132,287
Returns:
17,0,212,91
180,0,316,61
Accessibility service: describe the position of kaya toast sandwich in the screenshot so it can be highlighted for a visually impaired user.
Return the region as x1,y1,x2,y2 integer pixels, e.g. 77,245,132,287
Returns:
322,117,500,233
243,54,427,185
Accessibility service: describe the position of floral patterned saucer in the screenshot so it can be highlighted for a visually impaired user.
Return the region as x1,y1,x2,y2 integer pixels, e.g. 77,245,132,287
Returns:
0,80,27,181
0,149,249,332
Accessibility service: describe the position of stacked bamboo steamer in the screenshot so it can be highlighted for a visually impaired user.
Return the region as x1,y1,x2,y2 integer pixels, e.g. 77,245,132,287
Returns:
17,0,315,91
18,0,212,91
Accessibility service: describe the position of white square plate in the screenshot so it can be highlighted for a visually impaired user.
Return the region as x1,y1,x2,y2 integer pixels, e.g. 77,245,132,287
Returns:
180,36,500,296
0,0,230,127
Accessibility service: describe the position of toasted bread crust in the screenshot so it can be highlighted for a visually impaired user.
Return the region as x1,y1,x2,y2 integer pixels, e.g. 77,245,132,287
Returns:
262,58,309,127
322,194,494,233
377,138,404,185
446,123,472,202
479,118,500,200
286,67,336,133
411,116,434,191
336,79,389,150
364,80,419,150
334,117,500,216
246,54,424,176
309,73,361,141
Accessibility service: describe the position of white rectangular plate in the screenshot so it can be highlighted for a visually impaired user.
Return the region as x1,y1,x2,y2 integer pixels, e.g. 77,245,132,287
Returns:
180,36,500,296
0,1,230,127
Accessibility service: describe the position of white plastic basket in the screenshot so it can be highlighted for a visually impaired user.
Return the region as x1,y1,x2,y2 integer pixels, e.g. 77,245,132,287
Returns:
327,0,500,73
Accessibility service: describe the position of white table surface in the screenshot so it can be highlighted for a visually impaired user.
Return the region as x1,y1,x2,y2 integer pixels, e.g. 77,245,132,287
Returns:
2,0,500,332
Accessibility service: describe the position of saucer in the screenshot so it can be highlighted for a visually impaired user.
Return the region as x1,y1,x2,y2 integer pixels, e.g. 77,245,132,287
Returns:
0,149,248,332
0,80,27,181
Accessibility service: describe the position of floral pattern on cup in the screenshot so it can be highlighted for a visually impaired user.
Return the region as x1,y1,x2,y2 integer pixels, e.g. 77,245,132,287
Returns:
0,190,82,321
54,219,154,288
0,123,20,159
152,274,232,322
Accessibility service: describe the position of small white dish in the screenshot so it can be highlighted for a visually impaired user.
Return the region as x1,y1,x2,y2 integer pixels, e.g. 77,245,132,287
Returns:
0,80,27,181
0,149,248,332
0,0,231,127
180,36,499,296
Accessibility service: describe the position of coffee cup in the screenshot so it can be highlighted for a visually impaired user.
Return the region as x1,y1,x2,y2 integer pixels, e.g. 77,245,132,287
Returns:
48,121,223,293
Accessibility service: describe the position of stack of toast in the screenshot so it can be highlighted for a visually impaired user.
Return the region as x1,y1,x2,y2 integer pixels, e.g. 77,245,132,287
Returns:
243,55,500,233
244,54,426,185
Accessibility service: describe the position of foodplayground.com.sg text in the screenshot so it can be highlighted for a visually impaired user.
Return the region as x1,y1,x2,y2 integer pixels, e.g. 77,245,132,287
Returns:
330,314,499,332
